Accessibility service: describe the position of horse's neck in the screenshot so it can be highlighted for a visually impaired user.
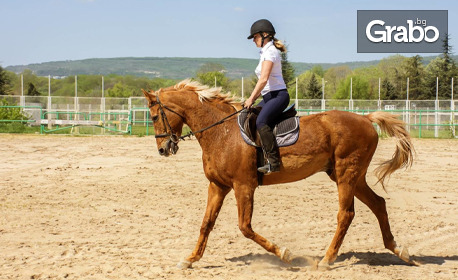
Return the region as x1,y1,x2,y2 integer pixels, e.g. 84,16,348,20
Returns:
186,101,234,133
181,97,238,147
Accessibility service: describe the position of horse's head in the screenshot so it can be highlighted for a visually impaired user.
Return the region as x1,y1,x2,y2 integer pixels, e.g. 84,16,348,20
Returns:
142,89,184,157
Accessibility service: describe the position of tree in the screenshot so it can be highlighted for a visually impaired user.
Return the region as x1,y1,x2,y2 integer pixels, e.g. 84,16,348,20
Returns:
437,34,458,99
323,66,352,98
291,70,322,99
0,66,11,95
27,82,41,96
424,57,443,99
310,65,325,77
402,55,425,99
305,73,321,99
377,55,408,98
0,99,30,120
196,71,229,89
195,62,229,90
281,50,295,87
424,34,458,99
353,66,383,99
334,75,370,99
381,78,397,100
106,82,134,97
197,62,225,74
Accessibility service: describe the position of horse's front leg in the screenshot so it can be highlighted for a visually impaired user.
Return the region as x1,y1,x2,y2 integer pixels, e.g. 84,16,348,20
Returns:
178,182,231,269
234,183,293,263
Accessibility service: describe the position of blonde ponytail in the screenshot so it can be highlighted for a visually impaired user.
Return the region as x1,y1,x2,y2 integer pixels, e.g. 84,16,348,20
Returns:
273,37,287,53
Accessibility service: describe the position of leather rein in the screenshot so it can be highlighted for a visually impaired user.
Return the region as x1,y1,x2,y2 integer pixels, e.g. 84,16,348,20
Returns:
151,93,243,145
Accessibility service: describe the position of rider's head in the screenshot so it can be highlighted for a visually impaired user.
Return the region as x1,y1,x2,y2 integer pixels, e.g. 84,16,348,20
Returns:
247,19,276,48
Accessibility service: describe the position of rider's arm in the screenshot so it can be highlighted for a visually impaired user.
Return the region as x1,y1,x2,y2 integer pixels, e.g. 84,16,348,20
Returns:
244,60,273,108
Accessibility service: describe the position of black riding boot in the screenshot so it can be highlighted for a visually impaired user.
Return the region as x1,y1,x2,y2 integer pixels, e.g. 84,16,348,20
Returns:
257,125,280,174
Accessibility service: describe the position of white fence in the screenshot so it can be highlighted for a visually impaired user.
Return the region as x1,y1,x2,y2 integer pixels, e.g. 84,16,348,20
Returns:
1,95,457,138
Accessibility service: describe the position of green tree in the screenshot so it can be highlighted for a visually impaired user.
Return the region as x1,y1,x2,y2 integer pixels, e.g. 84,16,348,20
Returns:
27,82,41,96
281,50,295,87
291,70,321,99
21,69,48,95
310,65,325,77
402,55,425,99
0,99,30,120
76,75,102,97
424,57,443,99
0,66,11,95
381,78,397,100
323,66,352,98
353,66,383,99
334,75,370,99
423,34,458,100
377,55,408,98
196,71,229,89
197,62,225,74
106,82,134,97
305,73,321,99
437,34,458,99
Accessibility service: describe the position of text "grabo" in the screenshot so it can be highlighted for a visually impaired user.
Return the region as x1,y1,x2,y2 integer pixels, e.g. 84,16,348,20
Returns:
366,19,439,43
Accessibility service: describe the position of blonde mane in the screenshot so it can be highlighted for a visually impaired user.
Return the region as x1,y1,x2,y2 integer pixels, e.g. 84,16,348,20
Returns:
173,79,238,104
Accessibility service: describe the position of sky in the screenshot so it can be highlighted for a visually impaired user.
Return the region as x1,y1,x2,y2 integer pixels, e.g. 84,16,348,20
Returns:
1,0,457,67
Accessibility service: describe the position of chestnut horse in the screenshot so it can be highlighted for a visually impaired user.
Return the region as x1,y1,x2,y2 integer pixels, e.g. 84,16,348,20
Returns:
142,79,414,269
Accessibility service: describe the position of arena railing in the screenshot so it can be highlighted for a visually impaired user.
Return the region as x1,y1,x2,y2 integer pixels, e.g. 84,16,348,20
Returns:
1,99,457,138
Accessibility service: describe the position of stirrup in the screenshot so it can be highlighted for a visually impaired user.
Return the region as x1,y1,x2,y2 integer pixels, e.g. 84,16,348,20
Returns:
257,163,280,174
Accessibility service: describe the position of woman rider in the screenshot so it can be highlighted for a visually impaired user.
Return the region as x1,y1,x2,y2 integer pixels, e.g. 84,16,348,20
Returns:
244,19,290,174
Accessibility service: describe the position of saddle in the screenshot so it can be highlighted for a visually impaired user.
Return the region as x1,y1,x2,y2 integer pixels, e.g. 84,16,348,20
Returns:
238,104,300,147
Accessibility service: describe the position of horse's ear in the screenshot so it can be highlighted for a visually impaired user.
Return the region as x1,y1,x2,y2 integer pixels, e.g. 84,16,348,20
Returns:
142,89,156,104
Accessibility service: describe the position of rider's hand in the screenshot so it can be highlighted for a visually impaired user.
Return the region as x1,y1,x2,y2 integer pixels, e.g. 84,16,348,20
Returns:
244,98,254,109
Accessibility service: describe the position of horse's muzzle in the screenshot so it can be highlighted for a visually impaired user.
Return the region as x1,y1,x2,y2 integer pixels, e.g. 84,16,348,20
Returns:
158,139,179,157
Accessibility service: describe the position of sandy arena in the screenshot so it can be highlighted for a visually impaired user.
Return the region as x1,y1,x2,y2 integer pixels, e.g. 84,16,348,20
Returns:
0,134,457,279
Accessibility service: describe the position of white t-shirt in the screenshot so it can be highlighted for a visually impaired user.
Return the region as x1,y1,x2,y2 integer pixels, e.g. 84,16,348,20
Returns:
255,41,286,96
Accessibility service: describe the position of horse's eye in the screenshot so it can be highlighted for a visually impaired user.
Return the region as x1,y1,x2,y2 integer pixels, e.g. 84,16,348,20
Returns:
152,115,159,122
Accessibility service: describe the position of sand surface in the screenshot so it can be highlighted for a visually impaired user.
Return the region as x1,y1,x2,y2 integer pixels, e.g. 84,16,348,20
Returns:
0,135,457,279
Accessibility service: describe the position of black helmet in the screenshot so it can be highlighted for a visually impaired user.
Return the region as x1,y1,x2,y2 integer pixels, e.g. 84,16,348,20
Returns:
247,19,276,39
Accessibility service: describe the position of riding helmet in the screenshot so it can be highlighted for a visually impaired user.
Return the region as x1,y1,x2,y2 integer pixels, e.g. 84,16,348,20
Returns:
247,19,276,39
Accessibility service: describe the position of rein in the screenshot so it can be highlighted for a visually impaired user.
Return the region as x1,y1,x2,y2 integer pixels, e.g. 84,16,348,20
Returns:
152,93,243,142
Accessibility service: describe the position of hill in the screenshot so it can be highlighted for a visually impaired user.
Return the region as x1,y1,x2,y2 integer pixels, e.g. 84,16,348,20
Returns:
5,57,379,79
5,55,456,79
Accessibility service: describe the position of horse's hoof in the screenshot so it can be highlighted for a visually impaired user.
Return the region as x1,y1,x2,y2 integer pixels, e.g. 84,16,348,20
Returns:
280,247,292,263
177,259,192,269
317,259,331,271
395,246,410,263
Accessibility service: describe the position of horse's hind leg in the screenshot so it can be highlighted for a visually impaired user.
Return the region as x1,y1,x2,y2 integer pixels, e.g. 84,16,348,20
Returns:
178,182,231,269
355,178,410,263
233,183,292,263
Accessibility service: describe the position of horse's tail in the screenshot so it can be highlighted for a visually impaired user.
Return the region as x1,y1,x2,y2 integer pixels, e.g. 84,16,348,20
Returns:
366,111,415,190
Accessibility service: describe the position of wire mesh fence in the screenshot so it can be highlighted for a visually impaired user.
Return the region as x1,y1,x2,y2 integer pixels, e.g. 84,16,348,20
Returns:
0,95,456,138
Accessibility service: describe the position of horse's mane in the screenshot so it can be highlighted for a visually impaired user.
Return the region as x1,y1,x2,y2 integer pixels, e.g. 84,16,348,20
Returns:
172,79,238,105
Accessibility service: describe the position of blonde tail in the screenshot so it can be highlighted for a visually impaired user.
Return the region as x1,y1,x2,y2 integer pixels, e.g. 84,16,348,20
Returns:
366,111,415,190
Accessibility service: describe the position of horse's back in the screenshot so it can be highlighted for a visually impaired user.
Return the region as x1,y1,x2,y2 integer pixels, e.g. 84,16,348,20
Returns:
299,110,379,158
262,110,377,185
300,110,377,139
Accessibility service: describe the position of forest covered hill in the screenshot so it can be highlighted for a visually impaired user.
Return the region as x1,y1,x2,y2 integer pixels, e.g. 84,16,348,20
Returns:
5,57,395,79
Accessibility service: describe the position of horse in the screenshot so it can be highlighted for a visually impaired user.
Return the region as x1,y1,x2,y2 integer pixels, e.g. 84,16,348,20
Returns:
142,79,415,269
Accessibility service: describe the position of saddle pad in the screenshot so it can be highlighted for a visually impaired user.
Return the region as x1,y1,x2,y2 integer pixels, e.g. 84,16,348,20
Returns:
237,112,300,147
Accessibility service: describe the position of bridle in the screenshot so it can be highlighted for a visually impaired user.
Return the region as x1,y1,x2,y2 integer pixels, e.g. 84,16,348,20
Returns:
150,92,243,154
